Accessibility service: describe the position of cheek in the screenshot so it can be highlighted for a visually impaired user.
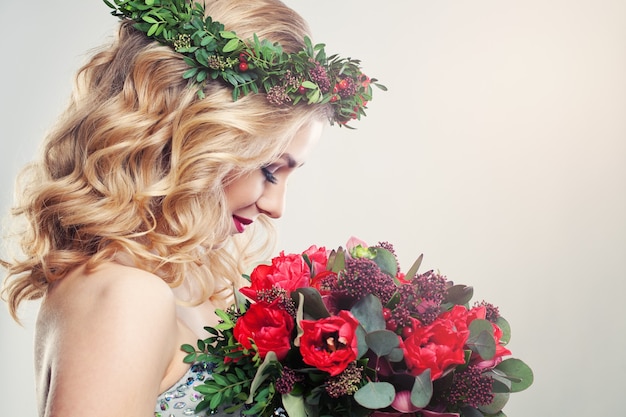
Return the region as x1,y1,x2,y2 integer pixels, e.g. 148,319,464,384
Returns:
224,175,264,207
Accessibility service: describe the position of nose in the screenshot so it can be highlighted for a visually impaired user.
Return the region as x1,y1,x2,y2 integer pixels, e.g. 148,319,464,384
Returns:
256,182,287,219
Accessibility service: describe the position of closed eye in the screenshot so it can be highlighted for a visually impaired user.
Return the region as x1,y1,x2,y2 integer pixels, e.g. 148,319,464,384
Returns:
261,166,278,184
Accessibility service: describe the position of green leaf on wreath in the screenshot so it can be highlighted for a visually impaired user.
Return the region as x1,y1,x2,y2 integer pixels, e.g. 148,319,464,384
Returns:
365,329,400,357
495,358,534,392
350,294,385,333
354,382,395,409
410,369,433,408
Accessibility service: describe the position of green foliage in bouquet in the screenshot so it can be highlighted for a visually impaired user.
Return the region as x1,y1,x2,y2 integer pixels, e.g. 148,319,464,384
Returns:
182,240,533,417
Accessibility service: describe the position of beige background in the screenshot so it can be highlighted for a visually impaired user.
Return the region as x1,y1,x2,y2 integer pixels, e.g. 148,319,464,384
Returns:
2,1,625,416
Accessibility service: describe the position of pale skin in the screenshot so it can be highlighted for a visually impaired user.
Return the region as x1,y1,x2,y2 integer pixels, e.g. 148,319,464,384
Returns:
34,120,323,417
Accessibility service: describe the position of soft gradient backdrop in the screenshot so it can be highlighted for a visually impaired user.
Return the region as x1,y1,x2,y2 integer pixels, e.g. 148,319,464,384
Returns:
1,1,625,416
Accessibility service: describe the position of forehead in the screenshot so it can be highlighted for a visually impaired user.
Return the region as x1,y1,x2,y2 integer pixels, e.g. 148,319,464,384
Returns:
279,119,324,166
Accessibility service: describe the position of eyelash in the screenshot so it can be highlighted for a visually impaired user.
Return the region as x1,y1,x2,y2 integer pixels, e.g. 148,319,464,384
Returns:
261,167,278,184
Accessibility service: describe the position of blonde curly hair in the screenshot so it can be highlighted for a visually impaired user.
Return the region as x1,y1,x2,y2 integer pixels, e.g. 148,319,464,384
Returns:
2,0,330,321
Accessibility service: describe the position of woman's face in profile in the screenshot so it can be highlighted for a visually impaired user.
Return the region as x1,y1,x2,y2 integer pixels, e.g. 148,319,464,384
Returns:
224,119,324,234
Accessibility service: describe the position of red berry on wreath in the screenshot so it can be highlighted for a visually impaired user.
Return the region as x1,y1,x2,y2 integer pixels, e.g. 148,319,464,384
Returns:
382,308,392,321
239,52,248,62
238,62,249,72
298,85,307,94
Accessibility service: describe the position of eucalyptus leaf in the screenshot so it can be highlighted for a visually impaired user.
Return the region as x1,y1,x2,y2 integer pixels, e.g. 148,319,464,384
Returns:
495,358,534,392
354,382,395,409
370,247,398,277
355,325,368,359
410,369,433,408
478,392,509,415
491,377,512,394
459,406,485,417
467,330,496,361
387,347,404,362
365,330,400,357
350,294,385,332
496,316,511,345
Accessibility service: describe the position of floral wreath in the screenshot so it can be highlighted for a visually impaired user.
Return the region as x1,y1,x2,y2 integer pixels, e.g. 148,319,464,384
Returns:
105,0,386,126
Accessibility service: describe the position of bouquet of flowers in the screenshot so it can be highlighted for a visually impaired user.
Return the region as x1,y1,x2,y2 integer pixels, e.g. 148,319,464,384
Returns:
182,238,533,417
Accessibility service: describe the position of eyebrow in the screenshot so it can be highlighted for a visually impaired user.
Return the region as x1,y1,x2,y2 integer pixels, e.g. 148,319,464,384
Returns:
281,153,300,168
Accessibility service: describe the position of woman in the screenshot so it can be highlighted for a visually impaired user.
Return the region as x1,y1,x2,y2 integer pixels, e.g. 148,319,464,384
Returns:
1,0,380,416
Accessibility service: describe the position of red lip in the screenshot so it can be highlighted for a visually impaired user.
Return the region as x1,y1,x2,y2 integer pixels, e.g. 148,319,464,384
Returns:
232,215,253,233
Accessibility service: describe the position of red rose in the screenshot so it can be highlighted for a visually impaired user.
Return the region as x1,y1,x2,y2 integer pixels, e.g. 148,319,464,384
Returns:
299,310,359,376
233,301,294,360
403,308,469,380
240,251,312,301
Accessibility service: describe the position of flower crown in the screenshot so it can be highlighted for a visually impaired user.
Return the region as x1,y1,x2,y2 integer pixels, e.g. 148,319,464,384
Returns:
105,0,386,126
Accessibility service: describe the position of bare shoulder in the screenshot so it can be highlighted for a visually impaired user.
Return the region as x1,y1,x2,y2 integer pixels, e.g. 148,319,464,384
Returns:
36,262,181,417
38,262,178,341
